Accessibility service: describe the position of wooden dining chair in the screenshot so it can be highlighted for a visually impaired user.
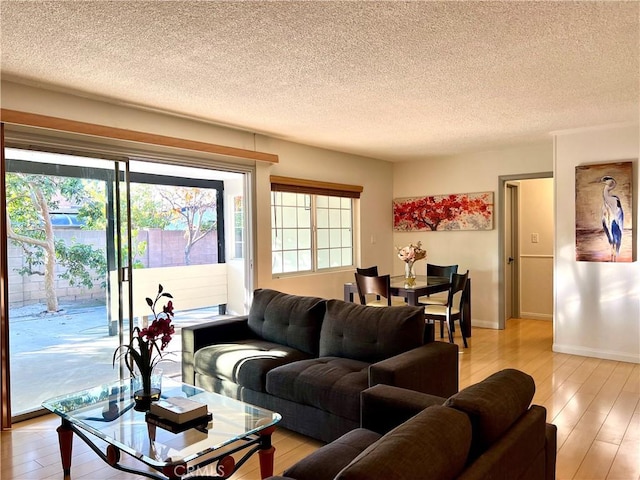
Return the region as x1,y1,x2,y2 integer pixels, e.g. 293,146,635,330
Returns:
355,266,380,300
354,273,406,307
424,270,469,347
418,263,459,306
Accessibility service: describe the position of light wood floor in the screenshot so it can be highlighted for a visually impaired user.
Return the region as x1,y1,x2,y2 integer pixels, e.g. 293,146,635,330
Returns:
2,318,639,480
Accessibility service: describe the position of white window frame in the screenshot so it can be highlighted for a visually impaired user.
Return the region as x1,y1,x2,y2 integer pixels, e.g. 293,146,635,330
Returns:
270,176,362,276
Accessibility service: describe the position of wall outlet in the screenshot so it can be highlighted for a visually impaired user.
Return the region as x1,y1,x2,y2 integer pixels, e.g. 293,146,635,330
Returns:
531,233,539,243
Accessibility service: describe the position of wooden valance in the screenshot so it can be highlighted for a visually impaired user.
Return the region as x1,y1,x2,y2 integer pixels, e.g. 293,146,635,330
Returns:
0,109,279,163
270,175,362,198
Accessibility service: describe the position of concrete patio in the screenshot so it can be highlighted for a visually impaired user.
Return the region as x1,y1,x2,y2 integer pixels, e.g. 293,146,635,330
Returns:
8,300,227,417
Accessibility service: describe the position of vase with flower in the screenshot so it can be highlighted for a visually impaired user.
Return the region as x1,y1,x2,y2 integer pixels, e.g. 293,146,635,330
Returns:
113,284,175,411
396,241,427,287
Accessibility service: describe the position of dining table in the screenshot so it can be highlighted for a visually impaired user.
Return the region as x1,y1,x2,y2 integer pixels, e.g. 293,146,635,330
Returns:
343,274,471,339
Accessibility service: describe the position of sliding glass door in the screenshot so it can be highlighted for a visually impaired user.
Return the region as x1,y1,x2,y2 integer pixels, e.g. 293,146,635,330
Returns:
5,148,249,417
5,148,130,416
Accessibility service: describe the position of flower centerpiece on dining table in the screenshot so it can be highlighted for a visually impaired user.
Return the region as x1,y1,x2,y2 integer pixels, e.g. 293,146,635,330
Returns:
396,241,427,287
113,284,175,410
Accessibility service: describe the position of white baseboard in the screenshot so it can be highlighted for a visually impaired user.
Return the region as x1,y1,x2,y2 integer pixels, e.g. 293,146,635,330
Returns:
520,312,553,321
553,343,640,364
469,316,552,330
471,319,499,329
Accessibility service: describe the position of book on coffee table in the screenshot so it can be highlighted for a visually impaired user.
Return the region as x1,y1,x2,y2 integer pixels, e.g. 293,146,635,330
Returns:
149,396,208,424
145,411,213,434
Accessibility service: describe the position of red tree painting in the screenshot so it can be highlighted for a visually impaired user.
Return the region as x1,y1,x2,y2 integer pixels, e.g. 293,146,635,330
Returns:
393,192,493,232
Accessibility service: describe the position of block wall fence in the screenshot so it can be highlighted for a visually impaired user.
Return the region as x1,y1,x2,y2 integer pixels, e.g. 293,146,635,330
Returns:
7,228,218,308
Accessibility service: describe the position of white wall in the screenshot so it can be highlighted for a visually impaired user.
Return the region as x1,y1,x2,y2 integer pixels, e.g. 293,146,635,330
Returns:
554,124,639,363
519,178,554,320
393,142,553,328
1,82,254,150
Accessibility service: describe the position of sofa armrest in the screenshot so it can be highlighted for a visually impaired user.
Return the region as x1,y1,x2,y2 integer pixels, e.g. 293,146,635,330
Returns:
181,315,254,384
545,422,557,480
361,384,446,434
368,341,459,398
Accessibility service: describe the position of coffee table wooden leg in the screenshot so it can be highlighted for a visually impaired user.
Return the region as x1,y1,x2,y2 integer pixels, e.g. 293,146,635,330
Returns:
56,420,73,475
258,426,276,479
258,447,275,479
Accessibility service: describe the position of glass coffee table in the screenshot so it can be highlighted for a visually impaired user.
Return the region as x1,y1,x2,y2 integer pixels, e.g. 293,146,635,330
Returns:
42,376,281,479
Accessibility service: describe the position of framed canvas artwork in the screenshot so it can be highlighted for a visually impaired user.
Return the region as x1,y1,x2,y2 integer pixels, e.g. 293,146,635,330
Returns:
393,191,493,232
575,161,633,262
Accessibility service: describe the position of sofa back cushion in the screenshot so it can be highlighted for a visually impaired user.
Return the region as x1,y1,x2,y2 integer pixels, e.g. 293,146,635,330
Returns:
248,289,326,356
319,300,425,363
443,368,535,461
336,405,471,480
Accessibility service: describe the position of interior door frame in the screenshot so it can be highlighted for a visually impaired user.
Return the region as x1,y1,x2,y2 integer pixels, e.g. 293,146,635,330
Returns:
505,181,520,321
498,171,553,330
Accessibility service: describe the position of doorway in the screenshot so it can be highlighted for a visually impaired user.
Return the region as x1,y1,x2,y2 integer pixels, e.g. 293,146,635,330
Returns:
505,182,520,321
499,172,554,330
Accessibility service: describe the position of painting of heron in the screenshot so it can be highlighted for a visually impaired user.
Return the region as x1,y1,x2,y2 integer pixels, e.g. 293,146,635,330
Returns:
575,161,633,262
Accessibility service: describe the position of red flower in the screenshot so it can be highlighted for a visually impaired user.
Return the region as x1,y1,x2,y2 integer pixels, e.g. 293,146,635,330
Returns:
161,333,172,350
113,284,176,389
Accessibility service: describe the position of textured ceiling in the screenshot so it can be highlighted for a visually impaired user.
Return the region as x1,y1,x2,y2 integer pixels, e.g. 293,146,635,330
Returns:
1,1,638,162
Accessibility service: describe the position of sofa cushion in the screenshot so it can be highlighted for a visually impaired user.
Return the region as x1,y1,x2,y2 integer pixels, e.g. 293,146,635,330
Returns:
193,340,313,392
336,405,471,480
266,357,370,421
443,368,535,460
248,289,326,356
283,428,382,480
319,300,425,362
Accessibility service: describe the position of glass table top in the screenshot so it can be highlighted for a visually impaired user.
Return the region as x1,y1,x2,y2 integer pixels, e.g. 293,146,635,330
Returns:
42,376,281,467
389,275,449,290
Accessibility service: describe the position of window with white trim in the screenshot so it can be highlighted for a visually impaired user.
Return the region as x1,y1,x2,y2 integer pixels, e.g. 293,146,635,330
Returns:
270,176,361,275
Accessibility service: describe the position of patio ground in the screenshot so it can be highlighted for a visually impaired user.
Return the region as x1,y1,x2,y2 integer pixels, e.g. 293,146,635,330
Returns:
9,300,227,417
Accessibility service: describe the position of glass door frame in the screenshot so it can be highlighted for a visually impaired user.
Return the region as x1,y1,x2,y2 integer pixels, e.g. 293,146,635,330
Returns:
114,159,134,380
1,124,9,429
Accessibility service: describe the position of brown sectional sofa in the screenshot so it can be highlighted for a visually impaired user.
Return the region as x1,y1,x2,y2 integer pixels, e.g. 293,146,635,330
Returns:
182,288,459,443
269,369,557,480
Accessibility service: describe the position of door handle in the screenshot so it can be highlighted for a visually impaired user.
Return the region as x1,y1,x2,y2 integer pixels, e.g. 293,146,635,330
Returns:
507,257,514,264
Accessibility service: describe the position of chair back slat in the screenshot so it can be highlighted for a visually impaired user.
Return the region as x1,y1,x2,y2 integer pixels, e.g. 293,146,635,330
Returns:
356,266,379,276
427,263,458,278
354,272,393,306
